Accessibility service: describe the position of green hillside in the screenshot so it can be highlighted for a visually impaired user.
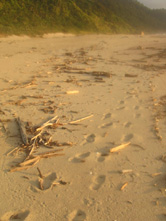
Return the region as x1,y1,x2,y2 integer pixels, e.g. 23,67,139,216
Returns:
0,0,166,35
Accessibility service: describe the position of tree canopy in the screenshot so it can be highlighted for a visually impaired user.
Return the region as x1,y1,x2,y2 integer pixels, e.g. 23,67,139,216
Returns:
0,0,166,35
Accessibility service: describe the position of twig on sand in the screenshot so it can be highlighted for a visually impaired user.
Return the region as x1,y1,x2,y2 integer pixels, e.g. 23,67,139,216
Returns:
39,178,44,190
63,114,94,125
10,150,64,172
9,116,65,172
36,116,58,132
66,90,79,95
120,182,128,191
110,142,131,153
17,117,29,145
37,167,44,179
10,158,40,172
7,147,20,156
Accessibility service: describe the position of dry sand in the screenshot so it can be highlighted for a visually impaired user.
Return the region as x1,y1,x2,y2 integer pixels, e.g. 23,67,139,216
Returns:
0,33,166,221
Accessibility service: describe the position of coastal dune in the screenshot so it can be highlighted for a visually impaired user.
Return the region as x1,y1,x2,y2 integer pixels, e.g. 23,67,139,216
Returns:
0,34,166,221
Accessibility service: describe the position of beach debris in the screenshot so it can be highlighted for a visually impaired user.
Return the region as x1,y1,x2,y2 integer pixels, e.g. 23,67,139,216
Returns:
36,169,68,191
141,31,144,37
125,74,138,78
9,116,68,172
66,90,79,95
10,150,64,172
151,172,162,177
110,142,131,153
0,108,5,115
37,167,44,179
120,169,133,174
17,117,29,145
68,114,94,125
161,155,166,163
120,182,128,191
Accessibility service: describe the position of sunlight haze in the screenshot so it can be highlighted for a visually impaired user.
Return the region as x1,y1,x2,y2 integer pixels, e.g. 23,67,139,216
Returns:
138,0,166,9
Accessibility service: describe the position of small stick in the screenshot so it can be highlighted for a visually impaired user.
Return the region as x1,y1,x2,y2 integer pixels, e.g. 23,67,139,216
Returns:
31,130,43,142
19,156,40,167
151,172,162,177
37,167,44,178
36,149,64,156
66,114,94,125
110,142,131,153
39,178,44,190
7,147,19,156
66,90,79,94
36,116,58,132
17,117,29,145
121,182,128,191
10,158,40,172
121,169,133,174
39,153,65,159
27,139,38,158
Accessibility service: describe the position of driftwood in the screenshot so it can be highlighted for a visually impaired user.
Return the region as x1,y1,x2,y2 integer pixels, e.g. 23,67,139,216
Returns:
66,90,79,95
7,147,19,156
110,142,131,153
64,114,94,125
9,115,66,172
17,117,29,145
121,169,133,174
10,150,64,172
36,116,58,132
10,158,40,172
120,182,128,191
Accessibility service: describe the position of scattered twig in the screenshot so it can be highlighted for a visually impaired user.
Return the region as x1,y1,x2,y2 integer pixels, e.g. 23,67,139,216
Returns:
39,178,44,190
7,147,20,156
120,169,133,174
151,172,162,177
110,142,131,153
120,182,128,191
36,116,58,132
17,117,29,145
66,90,79,94
65,114,94,125
37,167,44,178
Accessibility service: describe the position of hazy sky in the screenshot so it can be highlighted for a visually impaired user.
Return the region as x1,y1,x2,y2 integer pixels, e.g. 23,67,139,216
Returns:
138,0,166,9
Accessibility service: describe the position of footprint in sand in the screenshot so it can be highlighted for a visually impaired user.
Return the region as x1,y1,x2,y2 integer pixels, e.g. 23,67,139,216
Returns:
1,210,30,221
41,172,57,190
134,105,140,110
122,133,134,142
97,153,109,162
124,122,132,128
69,152,90,163
89,175,106,190
31,172,57,191
80,134,96,145
102,113,112,120
98,122,113,129
68,210,86,221
119,100,125,105
86,134,96,143
134,113,141,118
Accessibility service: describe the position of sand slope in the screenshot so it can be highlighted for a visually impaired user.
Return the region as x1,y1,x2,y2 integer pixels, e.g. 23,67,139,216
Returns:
0,34,166,221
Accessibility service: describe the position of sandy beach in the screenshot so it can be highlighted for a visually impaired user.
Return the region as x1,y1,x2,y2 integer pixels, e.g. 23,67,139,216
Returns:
0,33,166,221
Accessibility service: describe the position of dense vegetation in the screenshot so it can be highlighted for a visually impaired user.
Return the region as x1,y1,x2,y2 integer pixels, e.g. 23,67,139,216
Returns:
0,0,166,35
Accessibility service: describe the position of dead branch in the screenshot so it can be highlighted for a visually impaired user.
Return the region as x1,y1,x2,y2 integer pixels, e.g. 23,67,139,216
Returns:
17,117,29,145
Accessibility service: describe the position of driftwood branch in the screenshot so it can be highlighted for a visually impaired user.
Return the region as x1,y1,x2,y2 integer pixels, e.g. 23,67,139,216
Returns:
17,117,29,145
63,114,94,125
36,116,58,132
